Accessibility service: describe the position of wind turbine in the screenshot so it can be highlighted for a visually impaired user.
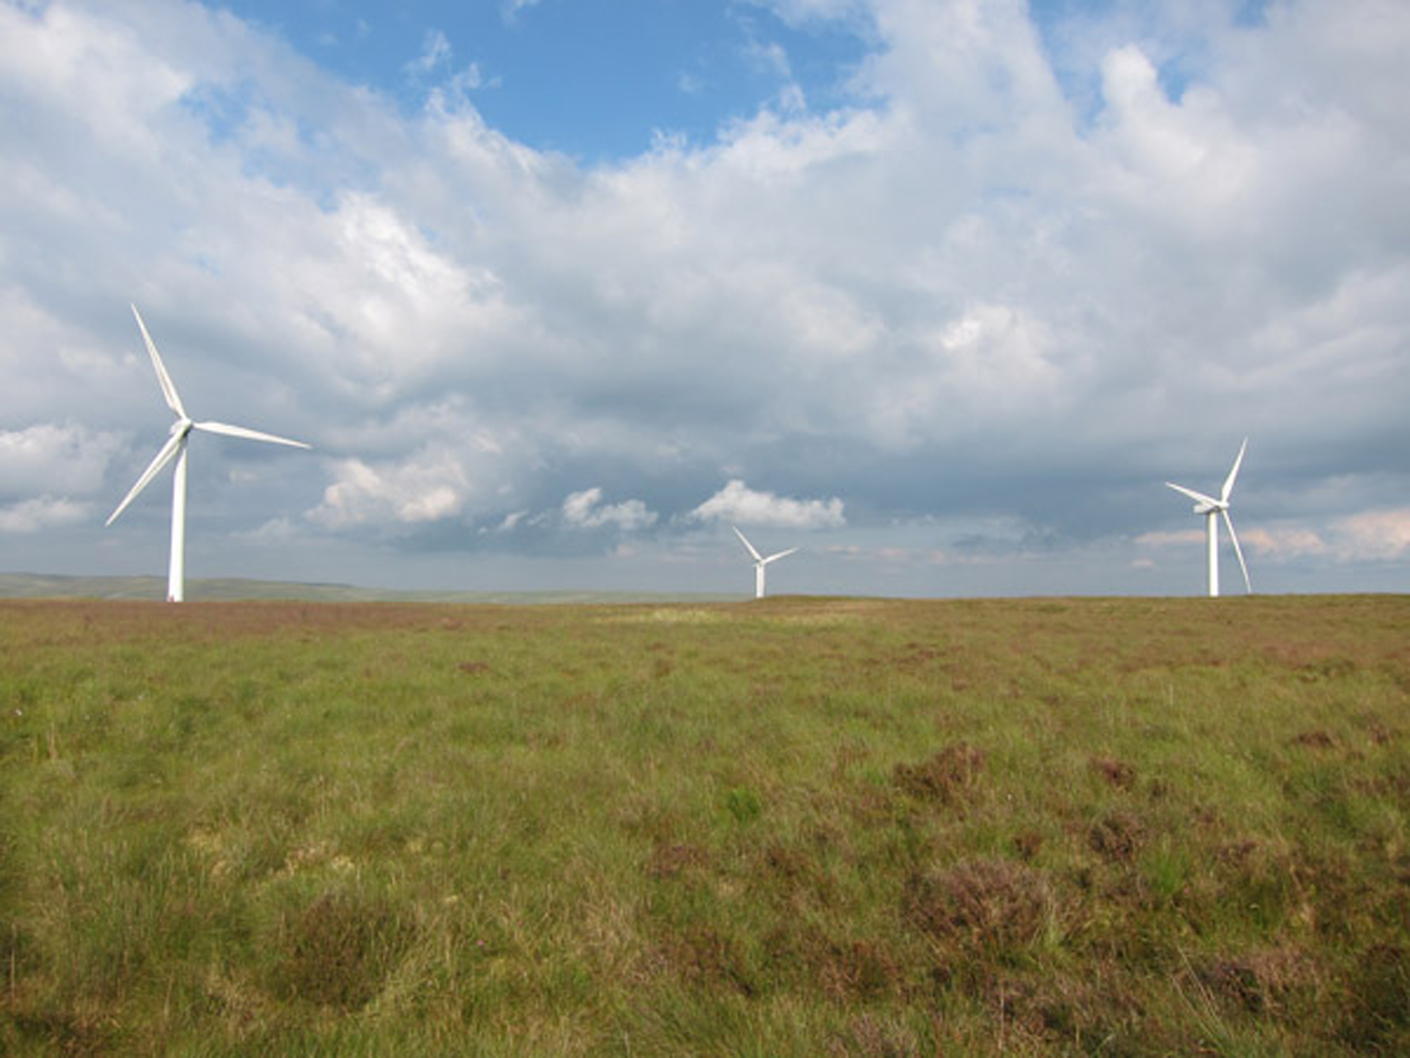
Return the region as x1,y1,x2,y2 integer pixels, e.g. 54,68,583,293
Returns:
1164,437,1251,598
106,304,310,602
733,525,798,599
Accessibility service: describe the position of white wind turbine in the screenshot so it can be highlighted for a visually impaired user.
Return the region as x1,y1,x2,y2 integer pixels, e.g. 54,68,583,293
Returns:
106,304,310,602
733,525,798,599
1164,437,1251,598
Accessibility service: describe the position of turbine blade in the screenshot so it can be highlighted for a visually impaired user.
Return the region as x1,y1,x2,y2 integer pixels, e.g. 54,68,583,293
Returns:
1165,482,1219,507
1222,509,1252,594
762,547,799,564
194,420,311,449
733,525,762,563
106,433,185,525
131,304,187,419
1221,437,1248,503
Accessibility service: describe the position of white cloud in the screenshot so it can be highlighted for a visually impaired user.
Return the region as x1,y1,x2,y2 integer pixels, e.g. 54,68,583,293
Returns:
1134,529,1204,550
309,449,471,528
562,487,658,531
690,479,845,529
0,0,1407,592
501,0,544,20
405,29,451,77
1239,527,1330,560
0,423,126,496
1143,511,1410,566
1329,508,1410,562
753,0,868,25
0,496,90,534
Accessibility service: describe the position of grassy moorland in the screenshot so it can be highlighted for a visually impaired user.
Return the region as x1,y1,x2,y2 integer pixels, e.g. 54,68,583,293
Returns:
0,596,1406,1056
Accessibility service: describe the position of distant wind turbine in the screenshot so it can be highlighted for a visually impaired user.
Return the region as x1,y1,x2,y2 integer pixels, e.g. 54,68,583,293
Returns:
106,304,310,602
1164,437,1251,598
733,525,798,599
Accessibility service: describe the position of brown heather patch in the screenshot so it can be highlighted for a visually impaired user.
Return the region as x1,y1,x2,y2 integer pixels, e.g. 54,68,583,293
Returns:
1088,809,1146,862
976,969,1149,1050
817,938,904,1001
902,858,1056,956
269,890,415,1010
887,642,945,671
4,1003,115,1057
1012,830,1044,861
1341,943,1410,1050
764,922,906,1002
1090,754,1136,790
1290,728,1338,750
1196,946,1320,1016
825,1012,922,1057
654,923,756,996
1296,656,1359,682
458,660,491,674
1216,838,1260,866
891,743,985,805
645,841,709,880
1359,713,1396,745
761,842,814,884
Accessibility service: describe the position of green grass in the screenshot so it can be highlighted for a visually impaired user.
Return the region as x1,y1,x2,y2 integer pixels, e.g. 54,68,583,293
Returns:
1,595,1407,1054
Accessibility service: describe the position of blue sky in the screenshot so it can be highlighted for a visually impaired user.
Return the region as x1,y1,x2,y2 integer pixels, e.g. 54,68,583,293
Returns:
1,0,1407,598
220,0,874,161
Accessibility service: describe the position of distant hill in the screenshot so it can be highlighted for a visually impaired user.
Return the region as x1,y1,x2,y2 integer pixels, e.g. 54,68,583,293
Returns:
0,572,735,605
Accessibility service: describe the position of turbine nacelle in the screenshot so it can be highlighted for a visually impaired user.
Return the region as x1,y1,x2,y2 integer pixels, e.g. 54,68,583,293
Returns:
1164,482,1222,515
732,525,798,599
1164,438,1251,597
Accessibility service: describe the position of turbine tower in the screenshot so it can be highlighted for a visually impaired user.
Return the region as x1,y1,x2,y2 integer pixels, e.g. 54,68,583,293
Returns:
106,304,310,602
733,525,798,599
1164,437,1251,598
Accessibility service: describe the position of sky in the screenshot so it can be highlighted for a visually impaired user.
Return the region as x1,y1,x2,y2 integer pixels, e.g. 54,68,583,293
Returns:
1,0,1407,598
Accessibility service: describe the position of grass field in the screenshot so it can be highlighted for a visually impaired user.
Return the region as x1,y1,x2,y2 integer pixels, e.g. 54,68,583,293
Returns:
1,595,1407,1055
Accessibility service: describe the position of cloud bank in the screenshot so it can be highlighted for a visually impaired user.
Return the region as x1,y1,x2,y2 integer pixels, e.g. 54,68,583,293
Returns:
0,0,1405,595
690,480,846,530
